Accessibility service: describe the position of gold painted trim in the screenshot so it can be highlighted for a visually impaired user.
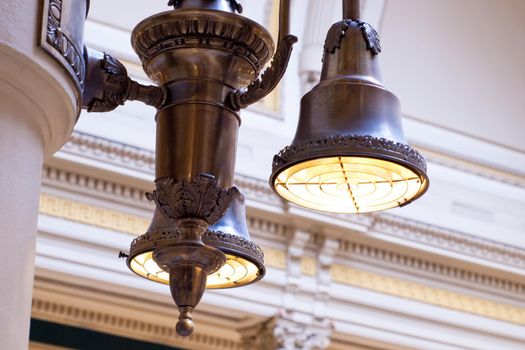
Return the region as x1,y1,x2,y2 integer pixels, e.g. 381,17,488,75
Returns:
38,193,288,269
301,257,317,276
263,248,287,269
331,265,525,326
37,193,525,326
29,342,70,350
32,297,241,350
39,193,150,235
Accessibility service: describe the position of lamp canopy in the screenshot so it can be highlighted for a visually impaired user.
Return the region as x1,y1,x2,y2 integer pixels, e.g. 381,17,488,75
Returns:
270,9,429,214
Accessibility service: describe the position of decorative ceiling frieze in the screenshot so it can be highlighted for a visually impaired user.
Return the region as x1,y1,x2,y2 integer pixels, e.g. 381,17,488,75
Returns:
46,131,525,271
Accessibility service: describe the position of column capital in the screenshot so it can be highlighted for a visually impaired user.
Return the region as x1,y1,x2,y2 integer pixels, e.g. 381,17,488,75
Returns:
240,316,332,350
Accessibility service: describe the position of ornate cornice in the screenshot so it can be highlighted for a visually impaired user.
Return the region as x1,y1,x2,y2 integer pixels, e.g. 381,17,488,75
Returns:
41,166,151,208
63,131,525,189
48,133,525,273
37,189,525,326
61,132,155,174
343,241,525,300
32,297,241,350
331,265,525,326
372,214,525,269
49,132,525,271
37,190,525,300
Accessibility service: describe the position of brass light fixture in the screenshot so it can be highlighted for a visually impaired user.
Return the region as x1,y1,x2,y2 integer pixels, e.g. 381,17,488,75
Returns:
79,0,428,337
271,0,429,213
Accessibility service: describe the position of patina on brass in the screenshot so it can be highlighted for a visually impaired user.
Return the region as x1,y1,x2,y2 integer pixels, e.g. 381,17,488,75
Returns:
127,191,265,289
77,0,293,337
82,49,167,112
79,0,428,337
39,0,90,116
271,0,429,214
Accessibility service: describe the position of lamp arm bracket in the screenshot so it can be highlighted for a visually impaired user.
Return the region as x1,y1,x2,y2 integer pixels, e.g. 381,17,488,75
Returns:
227,34,298,111
83,49,167,113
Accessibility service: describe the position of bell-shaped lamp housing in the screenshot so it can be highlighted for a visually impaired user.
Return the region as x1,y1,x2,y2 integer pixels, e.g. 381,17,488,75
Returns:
127,192,265,289
271,20,429,214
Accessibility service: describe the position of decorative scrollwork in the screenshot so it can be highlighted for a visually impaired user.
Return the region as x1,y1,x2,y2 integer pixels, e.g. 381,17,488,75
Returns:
272,135,427,173
203,231,264,263
132,15,273,72
86,52,166,112
323,20,381,60
228,34,298,110
146,174,240,225
129,230,182,256
45,0,86,87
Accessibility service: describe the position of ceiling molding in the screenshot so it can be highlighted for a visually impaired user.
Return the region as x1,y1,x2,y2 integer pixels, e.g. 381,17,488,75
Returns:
32,278,242,350
45,132,525,272
38,176,525,302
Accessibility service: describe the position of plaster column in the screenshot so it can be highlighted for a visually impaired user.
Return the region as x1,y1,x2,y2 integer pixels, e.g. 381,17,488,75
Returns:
299,0,340,95
0,1,80,348
299,0,386,95
240,316,331,350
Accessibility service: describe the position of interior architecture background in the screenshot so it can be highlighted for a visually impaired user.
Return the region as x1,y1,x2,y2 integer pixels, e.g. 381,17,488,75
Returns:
18,0,525,349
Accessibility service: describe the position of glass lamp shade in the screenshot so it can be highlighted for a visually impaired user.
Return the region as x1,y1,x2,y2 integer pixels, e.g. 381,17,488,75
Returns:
273,156,428,214
129,251,260,288
127,193,265,289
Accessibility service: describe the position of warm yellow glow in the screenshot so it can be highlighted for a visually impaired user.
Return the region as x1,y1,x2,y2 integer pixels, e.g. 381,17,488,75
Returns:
130,251,170,284
274,156,428,213
206,255,260,289
130,252,260,288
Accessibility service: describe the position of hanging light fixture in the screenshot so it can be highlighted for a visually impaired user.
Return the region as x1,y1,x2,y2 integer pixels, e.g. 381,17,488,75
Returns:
271,0,429,213
83,0,296,336
79,0,428,337
127,192,264,290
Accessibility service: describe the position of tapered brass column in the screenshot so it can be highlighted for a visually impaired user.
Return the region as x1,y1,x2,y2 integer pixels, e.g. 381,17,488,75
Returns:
128,5,274,336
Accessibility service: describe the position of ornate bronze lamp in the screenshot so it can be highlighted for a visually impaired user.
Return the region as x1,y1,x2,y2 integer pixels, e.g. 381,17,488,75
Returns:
80,0,428,337
271,0,429,213
83,0,296,336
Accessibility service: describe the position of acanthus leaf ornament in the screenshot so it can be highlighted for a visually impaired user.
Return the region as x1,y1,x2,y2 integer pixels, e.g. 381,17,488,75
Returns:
359,21,381,55
146,174,241,225
323,21,350,57
323,19,381,61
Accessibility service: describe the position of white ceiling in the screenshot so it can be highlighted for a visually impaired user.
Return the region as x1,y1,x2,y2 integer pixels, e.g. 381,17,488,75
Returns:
380,0,525,152
86,0,525,153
